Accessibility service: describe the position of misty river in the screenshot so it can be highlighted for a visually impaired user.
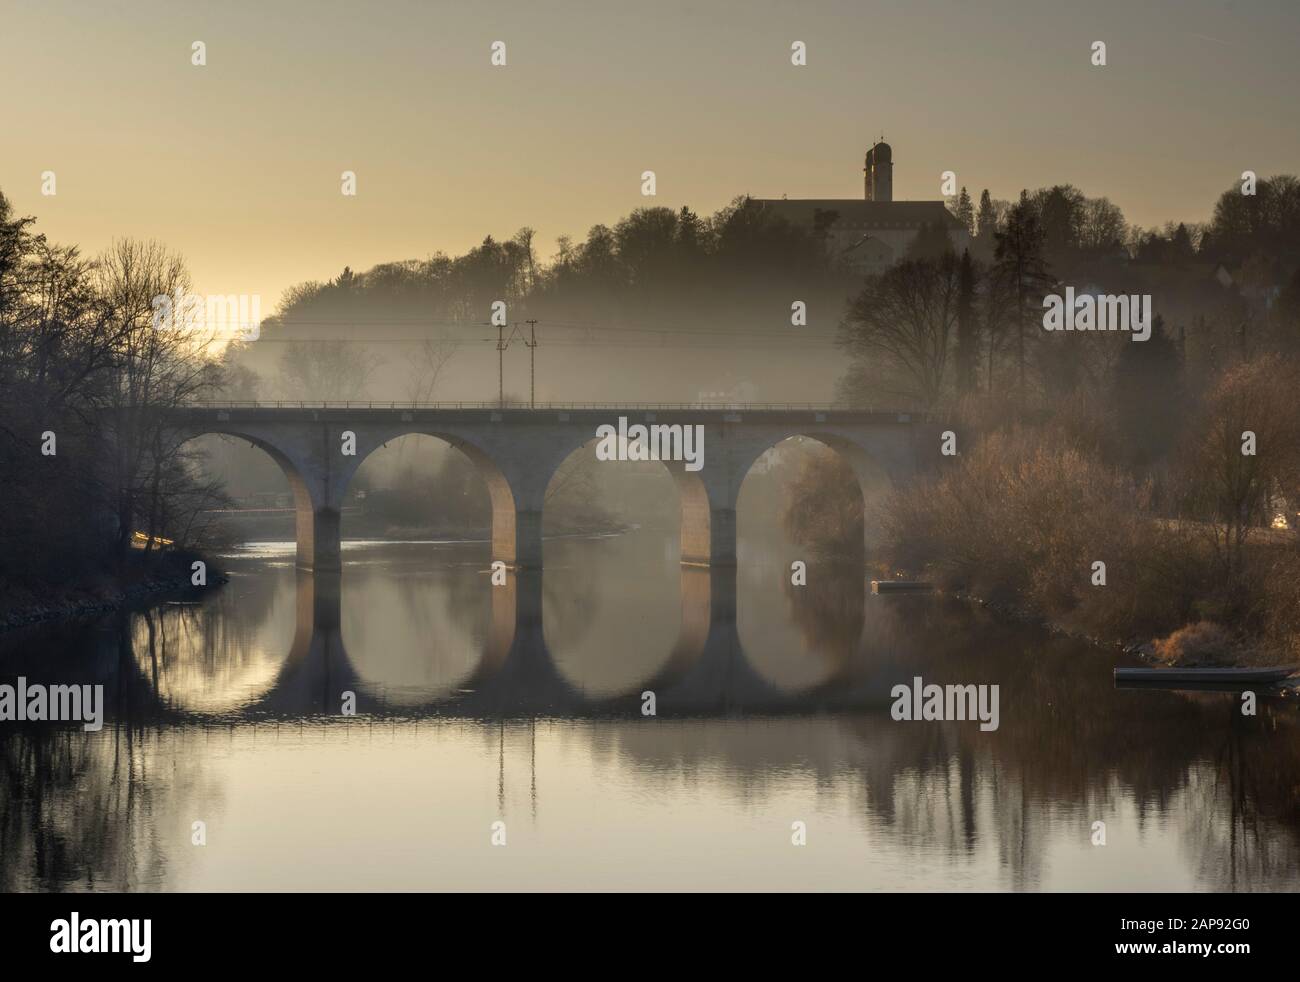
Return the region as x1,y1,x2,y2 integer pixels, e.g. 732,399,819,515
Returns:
3,529,1298,891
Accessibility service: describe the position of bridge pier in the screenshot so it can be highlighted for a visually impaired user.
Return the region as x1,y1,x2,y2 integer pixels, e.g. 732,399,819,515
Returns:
508,507,544,569
707,507,737,566
679,506,737,566
299,505,343,572
673,467,738,567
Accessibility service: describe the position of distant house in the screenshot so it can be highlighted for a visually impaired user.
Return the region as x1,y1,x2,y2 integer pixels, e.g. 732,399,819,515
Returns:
752,140,971,275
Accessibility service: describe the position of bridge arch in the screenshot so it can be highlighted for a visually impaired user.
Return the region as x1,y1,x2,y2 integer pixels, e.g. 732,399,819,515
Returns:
169,428,322,571
538,435,714,566
736,431,897,562
341,428,521,567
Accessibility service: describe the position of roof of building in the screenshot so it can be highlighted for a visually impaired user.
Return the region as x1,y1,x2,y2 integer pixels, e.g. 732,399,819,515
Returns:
753,198,965,231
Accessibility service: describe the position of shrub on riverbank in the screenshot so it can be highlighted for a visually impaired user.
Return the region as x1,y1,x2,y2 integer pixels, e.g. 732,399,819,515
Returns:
877,427,1210,642
1151,621,1240,666
782,446,864,562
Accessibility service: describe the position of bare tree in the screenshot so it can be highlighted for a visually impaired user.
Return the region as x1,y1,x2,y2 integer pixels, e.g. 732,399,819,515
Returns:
839,254,962,408
403,333,459,404
276,339,381,401
95,238,225,561
1178,356,1300,583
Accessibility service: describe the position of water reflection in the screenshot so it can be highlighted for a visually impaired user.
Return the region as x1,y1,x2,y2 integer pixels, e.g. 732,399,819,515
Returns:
1,533,1298,891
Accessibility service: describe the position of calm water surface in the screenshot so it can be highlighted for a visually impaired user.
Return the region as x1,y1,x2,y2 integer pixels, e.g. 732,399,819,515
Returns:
2,531,1298,891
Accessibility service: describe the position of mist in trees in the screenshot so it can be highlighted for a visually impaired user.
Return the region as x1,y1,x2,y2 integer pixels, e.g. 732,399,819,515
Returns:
226,197,854,408
805,174,1300,663
7,164,1300,622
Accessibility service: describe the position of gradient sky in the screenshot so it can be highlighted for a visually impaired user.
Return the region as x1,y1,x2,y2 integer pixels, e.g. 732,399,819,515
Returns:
4,0,1298,312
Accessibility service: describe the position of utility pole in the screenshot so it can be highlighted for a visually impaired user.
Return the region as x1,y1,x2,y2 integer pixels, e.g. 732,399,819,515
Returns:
524,320,538,408
496,323,505,408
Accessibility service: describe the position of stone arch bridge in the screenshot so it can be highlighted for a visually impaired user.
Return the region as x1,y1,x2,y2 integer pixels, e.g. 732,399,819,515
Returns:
163,403,940,571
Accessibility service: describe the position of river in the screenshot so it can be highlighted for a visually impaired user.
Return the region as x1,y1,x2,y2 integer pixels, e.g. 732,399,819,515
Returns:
2,530,1297,891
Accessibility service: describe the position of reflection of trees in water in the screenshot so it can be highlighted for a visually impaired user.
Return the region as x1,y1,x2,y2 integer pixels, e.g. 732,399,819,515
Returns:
1179,698,1300,891
0,719,218,891
7,563,1300,890
130,579,293,713
850,600,1300,888
605,593,1300,889
1,728,129,890
779,561,863,679
1,611,242,890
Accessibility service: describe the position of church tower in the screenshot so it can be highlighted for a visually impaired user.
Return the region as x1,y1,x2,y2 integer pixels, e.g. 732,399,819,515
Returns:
863,140,893,202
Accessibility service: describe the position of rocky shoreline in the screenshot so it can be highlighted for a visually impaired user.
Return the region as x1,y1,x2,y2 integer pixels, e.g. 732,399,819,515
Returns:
0,570,227,633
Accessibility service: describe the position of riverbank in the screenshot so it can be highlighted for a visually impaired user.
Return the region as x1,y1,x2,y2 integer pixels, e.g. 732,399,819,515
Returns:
945,585,1137,654
855,424,1300,672
940,582,1287,671
0,554,226,633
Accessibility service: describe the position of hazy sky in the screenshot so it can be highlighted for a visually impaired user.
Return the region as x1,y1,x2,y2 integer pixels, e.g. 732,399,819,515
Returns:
5,0,1298,312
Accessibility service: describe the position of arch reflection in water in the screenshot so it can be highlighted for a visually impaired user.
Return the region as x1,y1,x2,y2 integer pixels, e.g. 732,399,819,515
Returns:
253,560,517,717
129,563,296,715
147,533,1026,720
738,556,865,694
224,537,737,716
341,544,498,705
199,540,920,718
731,434,887,695
541,535,684,699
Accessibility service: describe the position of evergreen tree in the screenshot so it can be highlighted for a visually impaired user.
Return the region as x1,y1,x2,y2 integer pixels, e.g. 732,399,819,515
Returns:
955,187,975,238
993,197,1054,401
976,189,997,241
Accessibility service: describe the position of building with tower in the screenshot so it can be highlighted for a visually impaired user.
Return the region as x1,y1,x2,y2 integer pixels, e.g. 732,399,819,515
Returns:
863,139,893,202
754,139,968,275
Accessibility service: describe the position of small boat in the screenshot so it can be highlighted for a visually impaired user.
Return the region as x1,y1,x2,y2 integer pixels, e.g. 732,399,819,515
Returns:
1114,666,1296,684
871,580,934,594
